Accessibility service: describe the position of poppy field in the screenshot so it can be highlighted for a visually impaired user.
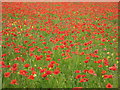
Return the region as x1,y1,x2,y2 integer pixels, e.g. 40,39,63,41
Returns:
1,2,119,88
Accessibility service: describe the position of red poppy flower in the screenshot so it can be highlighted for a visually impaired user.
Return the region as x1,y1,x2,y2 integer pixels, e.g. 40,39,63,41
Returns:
46,70,52,75
103,75,113,79
109,66,117,71
42,42,46,44
10,79,18,85
75,70,81,73
58,59,60,61
47,51,53,54
46,55,51,57
37,48,42,52
24,40,28,44
88,69,95,74
40,68,46,73
80,52,85,55
79,78,89,82
72,87,83,90
30,67,35,71
12,63,18,68
24,64,30,68
50,61,56,64
6,65,11,68
70,44,74,47
48,64,54,68
53,70,60,75
75,75,81,79
94,49,98,54
0,61,5,65
100,43,105,45
44,46,49,49
46,57,52,61
28,75,34,80
41,73,47,78
32,71,37,75
106,83,112,88
101,70,107,74
4,72,11,77
86,57,90,59
2,53,7,57
83,70,88,73
29,47,35,52
43,51,47,53
98,64,103,68
61,53,65,56
81,75,86,78
35,56,41,60
19,70,28,76
45,77,49,80
60,45,64,48
84,60,89,63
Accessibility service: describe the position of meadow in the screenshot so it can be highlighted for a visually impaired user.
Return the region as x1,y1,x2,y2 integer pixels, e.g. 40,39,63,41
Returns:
1,2,118,88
